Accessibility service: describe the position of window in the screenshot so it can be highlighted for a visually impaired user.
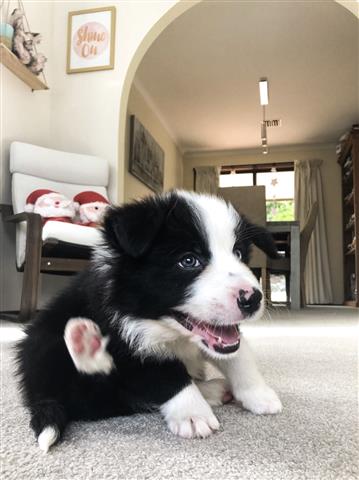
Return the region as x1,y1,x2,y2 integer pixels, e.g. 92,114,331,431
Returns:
219,172,253,187
220,162,294,304
219,163,295,221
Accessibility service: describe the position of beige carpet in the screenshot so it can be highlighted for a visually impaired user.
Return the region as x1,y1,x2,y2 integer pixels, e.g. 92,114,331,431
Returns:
0,306,358,480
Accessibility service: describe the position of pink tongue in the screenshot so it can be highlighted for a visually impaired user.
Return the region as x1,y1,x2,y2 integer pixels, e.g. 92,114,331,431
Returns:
192,323,239,347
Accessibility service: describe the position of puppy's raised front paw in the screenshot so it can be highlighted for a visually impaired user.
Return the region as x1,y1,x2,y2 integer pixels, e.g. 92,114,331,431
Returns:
237,384,282,415
161,383,220,439
64,317,114,375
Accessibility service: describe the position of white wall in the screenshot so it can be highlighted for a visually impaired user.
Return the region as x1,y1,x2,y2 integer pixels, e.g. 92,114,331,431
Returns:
1,0,355,311
125,82,183,201
49,0,182,203
0,0,184,311
1,1,53,204
0,1,62,311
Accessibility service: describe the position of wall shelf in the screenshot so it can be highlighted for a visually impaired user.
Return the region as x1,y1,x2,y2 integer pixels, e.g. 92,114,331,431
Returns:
0,43,48,91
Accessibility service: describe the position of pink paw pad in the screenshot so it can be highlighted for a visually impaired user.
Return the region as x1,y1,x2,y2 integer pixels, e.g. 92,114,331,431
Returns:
64,318,114,375
69,321,102,356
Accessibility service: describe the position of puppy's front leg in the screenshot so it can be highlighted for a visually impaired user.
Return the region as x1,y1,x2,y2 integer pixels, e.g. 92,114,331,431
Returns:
211,338,282,415
160,382,219,438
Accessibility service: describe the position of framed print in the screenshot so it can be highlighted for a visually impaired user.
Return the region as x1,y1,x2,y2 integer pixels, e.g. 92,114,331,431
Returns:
129,115,164,194
67,6,116,74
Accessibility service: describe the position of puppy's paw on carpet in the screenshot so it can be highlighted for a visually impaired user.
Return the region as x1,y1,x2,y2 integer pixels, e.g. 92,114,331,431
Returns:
167,414,219,438
161,383,220,438
64,318,114,375
237,384,282,415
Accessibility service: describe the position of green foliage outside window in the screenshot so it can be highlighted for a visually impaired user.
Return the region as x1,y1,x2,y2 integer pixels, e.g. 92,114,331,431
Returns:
266,200,294,221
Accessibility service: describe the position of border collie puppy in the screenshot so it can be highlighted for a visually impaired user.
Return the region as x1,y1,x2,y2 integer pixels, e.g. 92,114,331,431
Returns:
16,190,282,452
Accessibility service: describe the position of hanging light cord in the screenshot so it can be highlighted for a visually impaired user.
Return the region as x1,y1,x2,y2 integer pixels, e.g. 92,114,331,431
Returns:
261,105,268,154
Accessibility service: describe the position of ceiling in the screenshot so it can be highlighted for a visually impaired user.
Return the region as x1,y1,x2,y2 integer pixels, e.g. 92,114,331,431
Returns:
134,0,359,154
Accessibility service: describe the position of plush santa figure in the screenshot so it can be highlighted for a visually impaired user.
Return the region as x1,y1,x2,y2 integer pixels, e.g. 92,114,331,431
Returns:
73,191,110,227
25,189,77,224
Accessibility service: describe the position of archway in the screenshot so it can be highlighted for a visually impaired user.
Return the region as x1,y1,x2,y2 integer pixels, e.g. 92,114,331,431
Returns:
117,1,199,202
117,0,358,202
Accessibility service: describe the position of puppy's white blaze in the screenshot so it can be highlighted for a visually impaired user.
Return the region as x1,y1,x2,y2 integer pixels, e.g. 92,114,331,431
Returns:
160,382,219,439
177,191,239,255
38,426,58,452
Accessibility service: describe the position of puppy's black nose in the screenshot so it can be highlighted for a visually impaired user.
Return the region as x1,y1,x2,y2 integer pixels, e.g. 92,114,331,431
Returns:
237,288,263,315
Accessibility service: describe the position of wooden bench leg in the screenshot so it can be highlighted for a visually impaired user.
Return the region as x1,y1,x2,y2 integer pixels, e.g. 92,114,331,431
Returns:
285,272,290,304
261,267,268,306
19,216,43,322
265,270,272,304
300,276,306,308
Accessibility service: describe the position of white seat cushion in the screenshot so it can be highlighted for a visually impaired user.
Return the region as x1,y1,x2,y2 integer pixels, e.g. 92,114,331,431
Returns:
42,221,103,247
16,221,104,269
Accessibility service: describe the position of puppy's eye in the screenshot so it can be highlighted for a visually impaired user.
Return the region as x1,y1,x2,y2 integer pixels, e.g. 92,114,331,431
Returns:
178,254,201,269
234,249,242,260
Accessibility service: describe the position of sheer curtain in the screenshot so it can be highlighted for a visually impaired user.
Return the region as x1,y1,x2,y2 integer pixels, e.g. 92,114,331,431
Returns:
194,166,219,194
295,159,333,304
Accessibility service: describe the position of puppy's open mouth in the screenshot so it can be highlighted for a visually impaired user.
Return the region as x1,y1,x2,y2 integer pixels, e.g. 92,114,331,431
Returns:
172,311,240,354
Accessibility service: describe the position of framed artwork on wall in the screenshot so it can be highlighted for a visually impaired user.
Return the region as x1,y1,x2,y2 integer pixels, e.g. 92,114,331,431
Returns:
129,115,164,194
67,6,116,74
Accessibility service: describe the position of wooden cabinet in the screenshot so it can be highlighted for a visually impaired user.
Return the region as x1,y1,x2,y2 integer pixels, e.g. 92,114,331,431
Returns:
337,126,359,307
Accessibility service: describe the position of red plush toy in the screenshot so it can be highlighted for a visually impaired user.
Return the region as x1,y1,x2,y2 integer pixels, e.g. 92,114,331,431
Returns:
25,189,77,224
73,191,110,228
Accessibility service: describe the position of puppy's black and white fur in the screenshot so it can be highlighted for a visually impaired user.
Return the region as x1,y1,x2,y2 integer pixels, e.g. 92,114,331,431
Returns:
16,190,282,452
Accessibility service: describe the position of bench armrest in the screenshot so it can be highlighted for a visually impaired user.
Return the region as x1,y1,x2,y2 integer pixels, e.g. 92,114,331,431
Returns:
4,212,43,268
4,211,42,225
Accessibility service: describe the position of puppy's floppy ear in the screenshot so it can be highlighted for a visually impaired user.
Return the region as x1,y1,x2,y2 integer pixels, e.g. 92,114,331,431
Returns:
243,220,279,259
103,197,167,257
